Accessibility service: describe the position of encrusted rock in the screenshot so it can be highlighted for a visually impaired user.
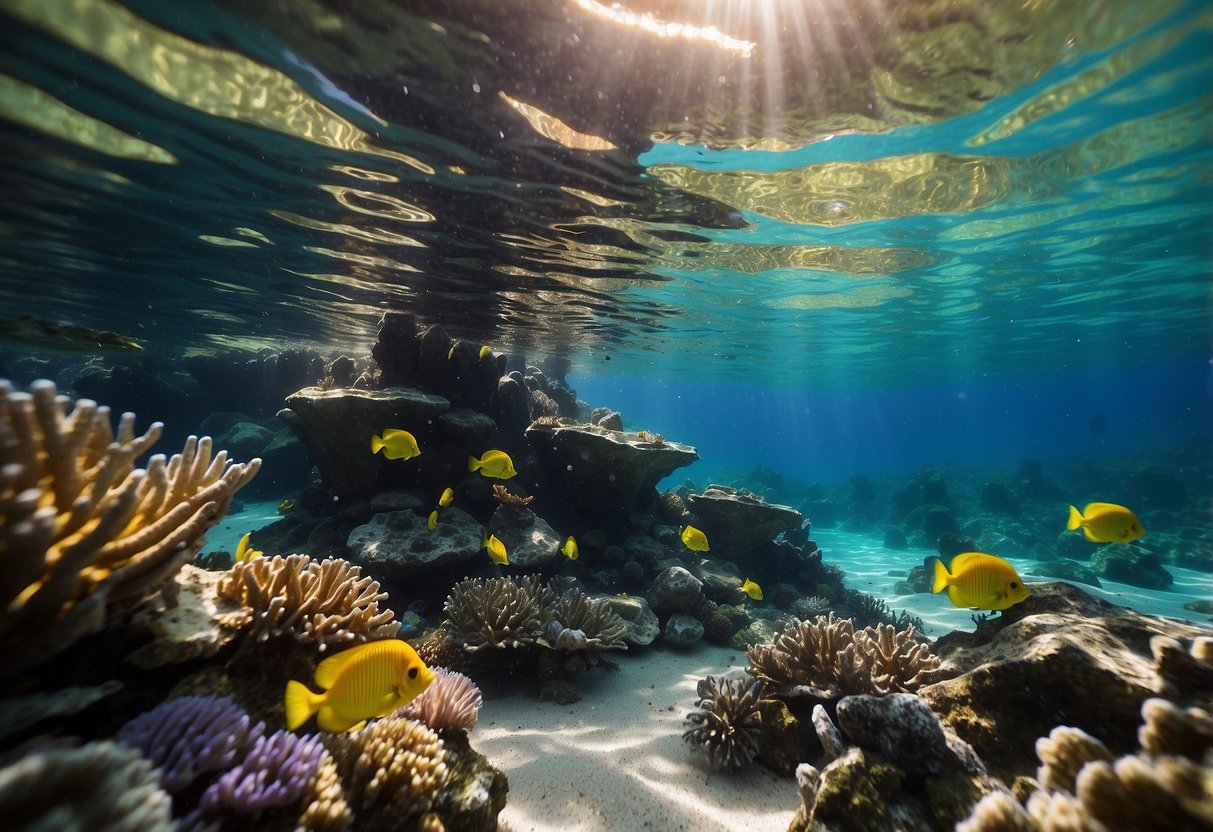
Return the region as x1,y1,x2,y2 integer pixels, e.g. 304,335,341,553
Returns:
812,704,846,760
126,565,248,669
836,693,953,775
648,566,704,615
664,614,704,649
604,594,660,647
488,506,562,569
1091,543,1174,589
347,507,483,575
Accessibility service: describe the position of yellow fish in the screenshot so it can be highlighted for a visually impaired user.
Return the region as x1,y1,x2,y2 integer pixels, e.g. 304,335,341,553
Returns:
439,487,454,507
741,578,763,601
284,640,435,733
448,342,457,359
561,536,579,561
468,450,517,479
482,532,509,565
680,525,710,552
479,345,492,360
1066,502,1145,543
932,552,1030,612
370,429,420,461
235,532,262,563
428,509,438,531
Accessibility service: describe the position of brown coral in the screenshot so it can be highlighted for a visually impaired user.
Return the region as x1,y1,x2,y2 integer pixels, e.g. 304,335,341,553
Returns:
0,379,259,673
490,484,532,507
746,613,938,698
217,554,398,649
413,628,470,674
297,749,353,832
683,675,766,771
398,667,483,735
552,587,628,651
326,716,448,832
442,575,549,651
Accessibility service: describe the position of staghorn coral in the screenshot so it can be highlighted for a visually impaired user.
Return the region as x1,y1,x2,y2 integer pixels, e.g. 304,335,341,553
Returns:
0,379,260,673
551,587,628,651
326,715,448,832
683,675,766,771
0,740,175,832
746,613,938,699
398,666,483,735
443,575,549,651
490,484,532,506
217,554,398,650
200,729,328,815
117,694,264,792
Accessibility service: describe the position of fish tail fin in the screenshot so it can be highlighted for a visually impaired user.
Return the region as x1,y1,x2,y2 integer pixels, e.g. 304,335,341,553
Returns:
371,435,384,455
931,558,950,594
1066,505,1083,531
467,455,480,472
285,681,320,731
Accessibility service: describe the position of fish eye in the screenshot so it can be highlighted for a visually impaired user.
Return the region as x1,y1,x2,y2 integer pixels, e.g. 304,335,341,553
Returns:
1010,582,1019,589
408,667,418,679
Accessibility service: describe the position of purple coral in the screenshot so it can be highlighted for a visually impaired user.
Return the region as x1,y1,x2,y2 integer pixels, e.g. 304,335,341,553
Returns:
117,695,264,792
200,730,327,814
399,666,483,733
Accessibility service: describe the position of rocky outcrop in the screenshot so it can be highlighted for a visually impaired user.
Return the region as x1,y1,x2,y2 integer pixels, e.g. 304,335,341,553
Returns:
488,505,562,569
281,386,450,499
687,485,803,560
346,507,483,577
1091,543,1174,589
524,424,699,518
605,595,660,647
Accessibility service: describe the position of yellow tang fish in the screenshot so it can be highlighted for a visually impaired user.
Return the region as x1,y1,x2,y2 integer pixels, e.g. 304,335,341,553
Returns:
284,640,435,733
468,449,517,479
427,509,439,531
680,525,710,552
479,345,492,360
439,487,454,507
371,429,420,461
448,341,458,360
1066,502,1144,543
235,532,262,563
482,532,509,565
932,552,1029,612
741,578,763,601
561,536,579,561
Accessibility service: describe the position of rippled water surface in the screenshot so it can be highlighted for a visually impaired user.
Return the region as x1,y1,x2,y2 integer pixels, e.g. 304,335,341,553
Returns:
2,0,1210,386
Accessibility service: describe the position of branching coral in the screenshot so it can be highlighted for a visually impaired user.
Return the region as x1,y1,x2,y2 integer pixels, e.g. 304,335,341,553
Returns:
442,575,548,650
490,484,532,506
746,613,938,698
0,379,260,672
217,554,398,649
551,587,628,651
398,666,483,735
0,740,175,832
116,694,264,792
683,675,766,771
326,716,449,832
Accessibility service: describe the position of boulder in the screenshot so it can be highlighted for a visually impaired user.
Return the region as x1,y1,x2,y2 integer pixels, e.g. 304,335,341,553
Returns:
604,595,660,647
524,423,699,518
663,614,703,649
488,505,561,569
648,566,703,614
346,506,482,576
1091,543,1173,589
1027,559,1101,588
494,376,531,435
281,386,450,499
687,485,802,560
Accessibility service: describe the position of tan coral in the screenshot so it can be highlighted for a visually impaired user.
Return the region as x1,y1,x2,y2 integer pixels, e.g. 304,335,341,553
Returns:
747,612,938,698
217,554,398,650
490,484,532,507
297,749,353,832
552,587,628,651
442,575,548,651
955,791,1039,832
1034,726,1114,794
413,628,470,674
0,379,259,673
326,716,448,832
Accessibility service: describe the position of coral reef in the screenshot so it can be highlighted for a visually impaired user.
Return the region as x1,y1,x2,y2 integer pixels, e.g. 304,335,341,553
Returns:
0,379,259,673
399,666,483,735
747,613,939,699
443,575,549,650
491,484,532,506
0,740,175,832
200,729,328,815
550,587,628,651
116,694,264,793
683,675,766,771
217,553,398,649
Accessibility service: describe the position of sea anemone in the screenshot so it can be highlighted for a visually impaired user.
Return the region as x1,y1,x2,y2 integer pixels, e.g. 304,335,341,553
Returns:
398,667,483,735
683,675,766,771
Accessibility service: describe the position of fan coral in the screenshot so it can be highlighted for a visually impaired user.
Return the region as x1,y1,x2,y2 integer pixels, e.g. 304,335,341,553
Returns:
398,666,483,734
326,716,448,832
490,484,533,506
0,741,175,832
217,554,398,650
746,613,939,699
0,379,260,673
683,675,766,771
200,730,328,814
551,587,628,651
117,694,264,792
443,575,549,650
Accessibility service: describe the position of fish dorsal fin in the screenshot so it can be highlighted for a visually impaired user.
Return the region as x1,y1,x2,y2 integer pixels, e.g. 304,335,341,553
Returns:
948,552,988,572
313,642,397,690
1082,502,1121,515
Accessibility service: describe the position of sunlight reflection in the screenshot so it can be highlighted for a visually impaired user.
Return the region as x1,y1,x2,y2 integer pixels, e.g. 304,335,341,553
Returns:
573,0,757,57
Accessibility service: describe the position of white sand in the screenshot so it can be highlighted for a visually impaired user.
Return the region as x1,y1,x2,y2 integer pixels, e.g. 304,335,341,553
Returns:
476,645,798,832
